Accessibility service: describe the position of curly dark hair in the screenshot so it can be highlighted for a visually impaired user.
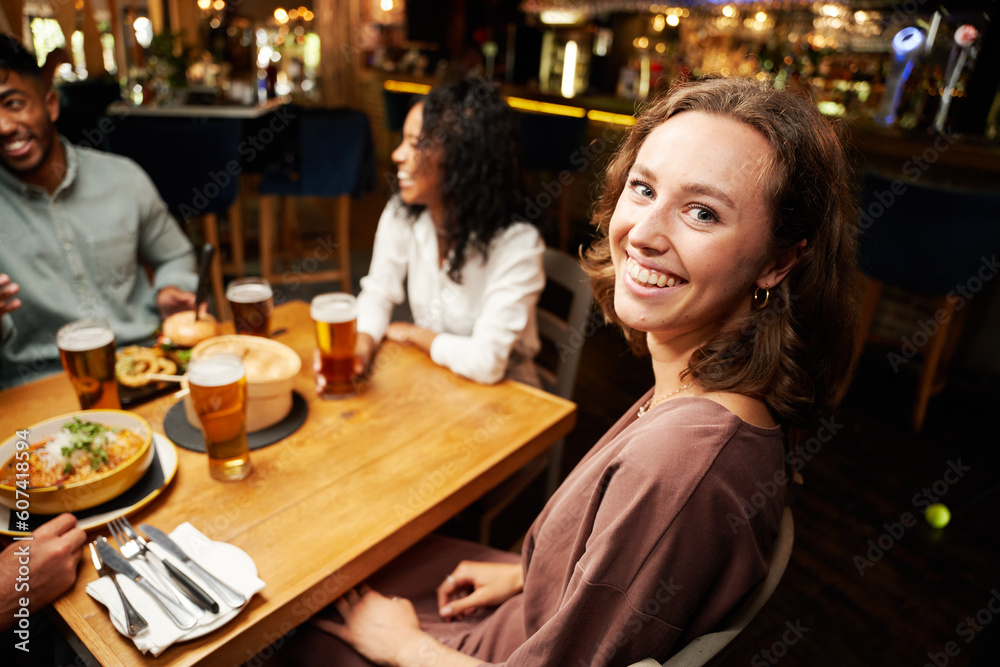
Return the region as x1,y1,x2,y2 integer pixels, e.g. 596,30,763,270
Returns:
583,77,862,426
403,77,522,283
0,34,43,83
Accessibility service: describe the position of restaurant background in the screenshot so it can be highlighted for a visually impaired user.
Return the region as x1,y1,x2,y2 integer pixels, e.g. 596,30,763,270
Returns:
2,0,1000,664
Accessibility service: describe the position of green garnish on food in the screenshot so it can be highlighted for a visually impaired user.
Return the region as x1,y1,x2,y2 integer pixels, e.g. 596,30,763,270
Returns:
60,418,111,472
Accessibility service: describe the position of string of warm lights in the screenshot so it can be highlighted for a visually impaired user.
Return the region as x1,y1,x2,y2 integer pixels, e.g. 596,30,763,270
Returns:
273,6,316,24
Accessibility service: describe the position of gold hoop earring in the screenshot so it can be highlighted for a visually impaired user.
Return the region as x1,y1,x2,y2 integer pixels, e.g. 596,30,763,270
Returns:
753,284,770,310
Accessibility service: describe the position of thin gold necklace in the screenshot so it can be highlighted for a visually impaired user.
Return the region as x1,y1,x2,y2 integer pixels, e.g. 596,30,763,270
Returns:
637,382,694,417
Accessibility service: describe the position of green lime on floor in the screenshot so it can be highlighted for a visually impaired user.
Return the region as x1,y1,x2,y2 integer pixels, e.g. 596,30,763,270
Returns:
925,503,951,529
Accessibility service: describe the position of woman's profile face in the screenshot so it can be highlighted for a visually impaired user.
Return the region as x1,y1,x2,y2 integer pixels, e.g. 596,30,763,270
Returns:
609,111,780,347
391,102,443,210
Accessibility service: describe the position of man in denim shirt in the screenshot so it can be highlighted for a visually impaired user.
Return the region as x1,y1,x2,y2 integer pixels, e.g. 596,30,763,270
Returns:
0,36,198,388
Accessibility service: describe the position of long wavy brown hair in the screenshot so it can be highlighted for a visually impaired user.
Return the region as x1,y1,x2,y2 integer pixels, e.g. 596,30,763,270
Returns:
583,77,861,426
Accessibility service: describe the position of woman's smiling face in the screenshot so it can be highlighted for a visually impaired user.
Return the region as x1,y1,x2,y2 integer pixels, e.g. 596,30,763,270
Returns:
609,111,778,347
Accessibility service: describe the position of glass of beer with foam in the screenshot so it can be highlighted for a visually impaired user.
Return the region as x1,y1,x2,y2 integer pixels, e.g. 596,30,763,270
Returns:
311,293,357,399
227,277,274,337
187,354,252,481
57,318,120,410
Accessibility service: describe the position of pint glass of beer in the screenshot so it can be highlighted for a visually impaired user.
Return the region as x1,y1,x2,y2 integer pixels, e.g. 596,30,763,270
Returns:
311,293,357,399
57,318,120,410
187,354,252,481
227,277,274,337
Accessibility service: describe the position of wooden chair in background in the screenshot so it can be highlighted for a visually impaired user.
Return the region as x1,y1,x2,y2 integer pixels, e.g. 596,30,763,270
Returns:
854,171,1000,432
257,107,375,292
478,248,594,545
104,117,244,318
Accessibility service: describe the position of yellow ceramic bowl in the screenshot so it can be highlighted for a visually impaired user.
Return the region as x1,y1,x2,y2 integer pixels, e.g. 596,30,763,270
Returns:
0,410,154,514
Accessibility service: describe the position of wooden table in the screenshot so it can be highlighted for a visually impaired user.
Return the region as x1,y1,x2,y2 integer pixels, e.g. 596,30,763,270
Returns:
0,301,576,666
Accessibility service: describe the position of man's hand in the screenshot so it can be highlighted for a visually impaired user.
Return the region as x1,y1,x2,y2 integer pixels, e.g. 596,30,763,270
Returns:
0,514,87,632
156,286,198,319
436,561,524,620
0,273,22,316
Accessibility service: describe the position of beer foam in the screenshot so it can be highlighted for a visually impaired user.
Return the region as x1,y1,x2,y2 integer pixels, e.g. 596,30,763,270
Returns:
311,295,356,323
188,355,246,387
57,325,114,351
227,282,273,303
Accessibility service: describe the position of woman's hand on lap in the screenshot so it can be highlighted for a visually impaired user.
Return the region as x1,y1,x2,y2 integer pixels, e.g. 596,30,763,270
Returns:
311,585,423,666
436,561,524,620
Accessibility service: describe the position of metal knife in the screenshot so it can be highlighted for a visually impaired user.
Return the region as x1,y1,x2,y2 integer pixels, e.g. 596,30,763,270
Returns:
139,524,246,609
161,558,220,614
96,539,198,630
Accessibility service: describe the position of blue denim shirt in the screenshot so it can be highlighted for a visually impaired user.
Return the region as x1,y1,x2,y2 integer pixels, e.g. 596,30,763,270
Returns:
0,138,198,388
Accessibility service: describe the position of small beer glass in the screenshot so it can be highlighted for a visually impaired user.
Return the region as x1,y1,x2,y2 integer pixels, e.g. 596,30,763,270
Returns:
57,318,121,410
227,277,274,337
310,293,357,399
187,354,252,481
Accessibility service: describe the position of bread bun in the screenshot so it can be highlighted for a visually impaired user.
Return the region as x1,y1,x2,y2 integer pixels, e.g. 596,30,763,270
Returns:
162,311,220,348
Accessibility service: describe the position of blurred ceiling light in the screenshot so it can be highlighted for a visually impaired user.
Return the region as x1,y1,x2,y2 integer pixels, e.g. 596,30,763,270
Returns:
297,5,307,13
666,14,679,27
540,10,583,25
288,8,299,18
274,8,289,23
756,12,767,22
655,41,666,53
561,40,577,98
652,14,665,31
212,0,225,9
722,5,736,18
854,10,867,23
637,36,649,49
381,0,393,10
197,0,211,9
133,17,153,48
302,10,314,20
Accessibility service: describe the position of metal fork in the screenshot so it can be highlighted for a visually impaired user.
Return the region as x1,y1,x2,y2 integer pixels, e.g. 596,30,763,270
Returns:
108,517,179,602
89,541,149,636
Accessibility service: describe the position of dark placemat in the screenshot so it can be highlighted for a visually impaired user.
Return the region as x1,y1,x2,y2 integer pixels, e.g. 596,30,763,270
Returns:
163,391,309,452
9,451,166,532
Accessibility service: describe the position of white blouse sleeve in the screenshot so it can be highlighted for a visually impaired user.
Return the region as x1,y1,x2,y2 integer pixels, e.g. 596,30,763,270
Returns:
356,199,412,343
429,224,545,384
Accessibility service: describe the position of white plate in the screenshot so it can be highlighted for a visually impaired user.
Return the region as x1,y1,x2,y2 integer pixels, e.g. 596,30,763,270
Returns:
0,433,178,536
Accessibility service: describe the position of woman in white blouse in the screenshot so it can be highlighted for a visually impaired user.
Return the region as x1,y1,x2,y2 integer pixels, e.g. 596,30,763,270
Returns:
354,78,545,385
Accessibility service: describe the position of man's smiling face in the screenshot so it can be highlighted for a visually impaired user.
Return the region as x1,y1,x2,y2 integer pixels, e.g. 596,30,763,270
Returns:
0,69,60,178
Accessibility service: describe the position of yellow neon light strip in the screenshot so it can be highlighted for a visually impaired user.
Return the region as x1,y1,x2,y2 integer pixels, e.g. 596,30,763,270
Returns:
384,80,432,94
384,80,635,126
504,96,586,118
587,109,636,126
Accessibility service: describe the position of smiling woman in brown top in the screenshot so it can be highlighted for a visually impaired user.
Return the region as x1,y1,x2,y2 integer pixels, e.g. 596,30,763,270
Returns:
272,77,861,667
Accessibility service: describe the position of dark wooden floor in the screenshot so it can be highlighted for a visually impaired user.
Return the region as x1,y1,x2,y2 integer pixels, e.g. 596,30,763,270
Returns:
479,318,1000,666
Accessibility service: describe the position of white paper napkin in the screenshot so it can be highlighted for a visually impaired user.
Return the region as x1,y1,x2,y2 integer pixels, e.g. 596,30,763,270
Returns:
86,522,266,656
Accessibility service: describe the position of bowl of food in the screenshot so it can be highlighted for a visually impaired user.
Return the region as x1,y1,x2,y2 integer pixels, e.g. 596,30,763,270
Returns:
0,410,154,514
183,335,302,433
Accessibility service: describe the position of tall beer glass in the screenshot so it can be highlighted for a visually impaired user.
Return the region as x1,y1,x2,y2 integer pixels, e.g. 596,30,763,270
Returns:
188,354,252,481
57,318,120,410
227,277,274,337
311,293,357,399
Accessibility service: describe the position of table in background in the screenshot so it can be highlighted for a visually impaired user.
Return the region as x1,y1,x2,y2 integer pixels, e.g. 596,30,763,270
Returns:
0,301,576,666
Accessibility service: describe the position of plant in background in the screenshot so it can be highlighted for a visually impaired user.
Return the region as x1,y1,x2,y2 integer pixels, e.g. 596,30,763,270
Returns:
148,30,194,91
